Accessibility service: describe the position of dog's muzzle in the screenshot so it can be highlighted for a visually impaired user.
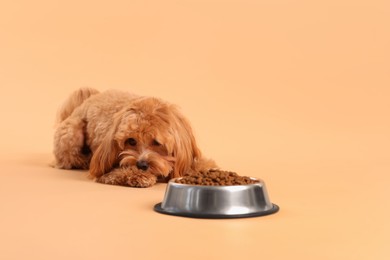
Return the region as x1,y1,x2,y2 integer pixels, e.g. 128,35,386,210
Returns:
136,160,149,171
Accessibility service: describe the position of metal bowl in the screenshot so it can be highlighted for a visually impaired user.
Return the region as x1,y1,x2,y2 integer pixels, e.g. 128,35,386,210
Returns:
154,177,279,219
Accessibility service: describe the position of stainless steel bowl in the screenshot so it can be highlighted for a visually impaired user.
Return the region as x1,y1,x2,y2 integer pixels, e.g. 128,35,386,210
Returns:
154,177,279,218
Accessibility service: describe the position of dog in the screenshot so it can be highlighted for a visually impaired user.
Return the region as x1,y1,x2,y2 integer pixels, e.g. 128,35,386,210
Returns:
53,88,217,187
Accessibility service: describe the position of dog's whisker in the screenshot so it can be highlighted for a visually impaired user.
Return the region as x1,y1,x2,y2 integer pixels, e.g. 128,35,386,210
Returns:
120,159,135,167
149,159,173,177
119,154,137,168
119,150,137,158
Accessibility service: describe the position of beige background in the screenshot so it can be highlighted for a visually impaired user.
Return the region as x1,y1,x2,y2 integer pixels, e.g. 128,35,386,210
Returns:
0,0,389,259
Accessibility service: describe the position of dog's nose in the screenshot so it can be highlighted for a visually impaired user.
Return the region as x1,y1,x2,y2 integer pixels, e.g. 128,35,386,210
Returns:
136,160,149,171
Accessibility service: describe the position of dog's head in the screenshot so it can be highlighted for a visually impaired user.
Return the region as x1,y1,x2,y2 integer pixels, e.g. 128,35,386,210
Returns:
89,97,201,180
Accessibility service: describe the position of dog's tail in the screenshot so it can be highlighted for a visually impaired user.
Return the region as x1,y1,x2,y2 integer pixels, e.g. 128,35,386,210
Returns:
56,87,100,123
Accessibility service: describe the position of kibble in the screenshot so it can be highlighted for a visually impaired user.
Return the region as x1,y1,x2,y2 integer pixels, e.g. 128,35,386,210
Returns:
175,169,259,186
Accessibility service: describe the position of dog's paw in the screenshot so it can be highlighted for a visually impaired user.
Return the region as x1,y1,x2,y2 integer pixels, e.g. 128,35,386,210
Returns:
95,167,157,188
96,169,128,186
126,172,157,188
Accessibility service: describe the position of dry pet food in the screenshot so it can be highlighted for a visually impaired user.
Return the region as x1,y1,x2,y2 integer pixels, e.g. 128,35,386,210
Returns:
175,169,259,186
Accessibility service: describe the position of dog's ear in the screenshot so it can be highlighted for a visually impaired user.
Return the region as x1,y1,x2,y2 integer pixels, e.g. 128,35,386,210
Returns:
89,133,120,178
89,113,123,178
89,107,138,178
89,134,120,178
169,106,201,178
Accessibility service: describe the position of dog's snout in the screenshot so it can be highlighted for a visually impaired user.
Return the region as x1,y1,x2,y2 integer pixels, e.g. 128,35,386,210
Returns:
136,160,149,171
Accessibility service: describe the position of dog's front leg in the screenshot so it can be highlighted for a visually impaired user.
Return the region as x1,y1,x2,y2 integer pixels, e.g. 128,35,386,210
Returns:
96,168,157,188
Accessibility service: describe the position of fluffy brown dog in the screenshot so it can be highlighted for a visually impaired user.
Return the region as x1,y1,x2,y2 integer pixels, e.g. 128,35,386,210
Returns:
53,88,216,187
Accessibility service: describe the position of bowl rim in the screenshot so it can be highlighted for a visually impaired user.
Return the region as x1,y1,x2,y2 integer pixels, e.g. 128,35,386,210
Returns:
168,176,263,188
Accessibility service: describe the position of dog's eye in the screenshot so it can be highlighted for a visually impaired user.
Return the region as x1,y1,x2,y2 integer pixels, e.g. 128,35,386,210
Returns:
126,138,137,146
152,139,161,146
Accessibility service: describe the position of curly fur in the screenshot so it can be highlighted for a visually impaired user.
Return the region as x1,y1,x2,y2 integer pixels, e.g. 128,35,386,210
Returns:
53,88,216,187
